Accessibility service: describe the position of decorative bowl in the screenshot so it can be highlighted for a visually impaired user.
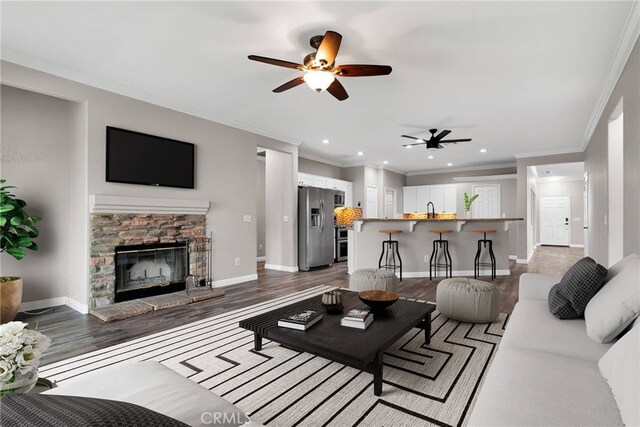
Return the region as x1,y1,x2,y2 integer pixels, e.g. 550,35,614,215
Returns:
321,290,343,314
358,290,399,311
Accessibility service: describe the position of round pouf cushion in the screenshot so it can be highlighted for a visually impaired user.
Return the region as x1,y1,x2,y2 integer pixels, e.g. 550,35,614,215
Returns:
349,268,399,293
436,278,500,323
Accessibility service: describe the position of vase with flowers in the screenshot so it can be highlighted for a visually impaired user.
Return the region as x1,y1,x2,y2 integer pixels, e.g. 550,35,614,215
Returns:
0,321,50,395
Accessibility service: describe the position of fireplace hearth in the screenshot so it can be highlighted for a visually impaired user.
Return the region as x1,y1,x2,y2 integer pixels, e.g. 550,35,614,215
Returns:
114,242,188,302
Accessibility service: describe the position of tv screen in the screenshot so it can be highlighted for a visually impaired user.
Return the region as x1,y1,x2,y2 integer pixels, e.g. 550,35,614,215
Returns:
106,127,195,189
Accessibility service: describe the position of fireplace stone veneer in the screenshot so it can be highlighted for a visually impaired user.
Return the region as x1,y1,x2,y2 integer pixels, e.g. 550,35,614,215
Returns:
90,213,206,308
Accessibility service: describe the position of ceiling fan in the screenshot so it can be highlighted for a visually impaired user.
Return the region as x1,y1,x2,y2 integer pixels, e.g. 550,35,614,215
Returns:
248,30,392,101
401,129,472,150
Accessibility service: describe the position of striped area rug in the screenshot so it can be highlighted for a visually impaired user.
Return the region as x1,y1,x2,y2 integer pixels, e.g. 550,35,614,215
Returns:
40,285,508,427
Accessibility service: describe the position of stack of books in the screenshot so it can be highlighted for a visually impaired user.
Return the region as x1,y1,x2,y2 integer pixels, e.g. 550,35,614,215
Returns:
340,309,373,330
278,310,323,331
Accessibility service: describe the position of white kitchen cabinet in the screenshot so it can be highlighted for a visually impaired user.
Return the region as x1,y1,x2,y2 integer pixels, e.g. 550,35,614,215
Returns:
444,185,457,213
313,176,328,188
326,179,341,190
416,186,430,213
403,186,417,213
298,173,314,186
345,182,353,206
402,184,458,213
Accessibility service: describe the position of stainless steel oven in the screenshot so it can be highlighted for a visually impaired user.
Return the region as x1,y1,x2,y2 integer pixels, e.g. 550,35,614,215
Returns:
335,227,348,262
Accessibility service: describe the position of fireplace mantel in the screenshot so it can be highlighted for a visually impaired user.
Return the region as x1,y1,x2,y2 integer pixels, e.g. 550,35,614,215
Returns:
90,194,210,215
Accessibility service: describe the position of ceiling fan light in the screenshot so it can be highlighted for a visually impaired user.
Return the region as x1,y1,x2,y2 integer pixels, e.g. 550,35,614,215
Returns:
303,71,335,92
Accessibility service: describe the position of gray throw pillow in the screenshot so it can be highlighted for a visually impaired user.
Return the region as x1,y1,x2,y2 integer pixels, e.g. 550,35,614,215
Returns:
548,257,608,319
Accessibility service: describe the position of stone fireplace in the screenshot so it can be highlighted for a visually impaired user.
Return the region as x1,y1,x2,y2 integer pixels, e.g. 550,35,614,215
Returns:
89,195,210,308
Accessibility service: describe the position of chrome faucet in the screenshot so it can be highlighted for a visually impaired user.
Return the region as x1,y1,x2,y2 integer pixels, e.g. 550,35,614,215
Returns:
426,202,435,219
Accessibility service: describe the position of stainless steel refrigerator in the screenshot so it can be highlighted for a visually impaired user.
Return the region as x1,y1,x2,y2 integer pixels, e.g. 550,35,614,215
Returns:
298,187,335,270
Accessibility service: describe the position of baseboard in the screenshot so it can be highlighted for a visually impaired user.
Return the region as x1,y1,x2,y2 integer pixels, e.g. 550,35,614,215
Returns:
212,274,258,288
570,244,585,248
20,296,89,315
517,249,535,264
256,256,266,262
401,269,510,278
508,255,517,260
264,264,299,272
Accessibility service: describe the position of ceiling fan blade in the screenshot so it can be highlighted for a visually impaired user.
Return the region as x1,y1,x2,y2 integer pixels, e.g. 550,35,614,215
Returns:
334,64,393,77
326,78,348,101
401,135,426,141
439,138,472,143
402,142,427,147
248,55,302,70
273,77,305,93
438,144,444,149
316,31,342,66
434,129,451,140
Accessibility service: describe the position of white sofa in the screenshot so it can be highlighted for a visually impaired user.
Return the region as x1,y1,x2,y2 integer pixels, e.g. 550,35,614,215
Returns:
44,361,263,427
469,267,639,426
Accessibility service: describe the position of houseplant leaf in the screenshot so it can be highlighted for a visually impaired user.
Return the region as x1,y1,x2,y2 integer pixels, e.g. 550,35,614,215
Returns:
0,180,41,261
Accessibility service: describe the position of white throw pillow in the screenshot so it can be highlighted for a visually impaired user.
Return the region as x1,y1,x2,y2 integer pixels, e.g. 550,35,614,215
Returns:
607,253,639,282
598,325,640,427
584,255,640,343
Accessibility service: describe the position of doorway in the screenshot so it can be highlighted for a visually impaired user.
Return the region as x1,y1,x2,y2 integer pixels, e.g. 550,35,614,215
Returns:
539,195,571,246
472,184,500,218
384,188,396,219
366,185,378,218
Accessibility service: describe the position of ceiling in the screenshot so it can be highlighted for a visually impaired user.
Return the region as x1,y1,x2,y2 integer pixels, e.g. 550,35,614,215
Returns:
534,162,585,182
1,1,635,174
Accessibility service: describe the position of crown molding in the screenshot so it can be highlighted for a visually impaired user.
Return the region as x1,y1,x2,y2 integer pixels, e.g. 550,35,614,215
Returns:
512,147,584,159
582,1,640,149
452,174,517,182
297,152,346,168
1,50,301,147
406,162,517,176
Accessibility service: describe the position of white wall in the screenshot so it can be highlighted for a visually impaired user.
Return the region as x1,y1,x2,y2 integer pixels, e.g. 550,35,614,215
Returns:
0,85,86,308
256,157,265,259
265,149,296,270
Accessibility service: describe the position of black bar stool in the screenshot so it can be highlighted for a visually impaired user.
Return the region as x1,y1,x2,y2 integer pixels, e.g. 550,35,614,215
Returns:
429,229,453,280
474,229,496,280
378,229,402,281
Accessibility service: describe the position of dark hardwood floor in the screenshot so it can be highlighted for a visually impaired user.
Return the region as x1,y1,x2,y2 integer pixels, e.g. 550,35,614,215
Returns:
19,245,582,366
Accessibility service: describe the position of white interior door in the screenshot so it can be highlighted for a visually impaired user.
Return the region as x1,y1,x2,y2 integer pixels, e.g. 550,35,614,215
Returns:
384,188,396,218
472,185,500,218
540,195,571,246
366,185,378,218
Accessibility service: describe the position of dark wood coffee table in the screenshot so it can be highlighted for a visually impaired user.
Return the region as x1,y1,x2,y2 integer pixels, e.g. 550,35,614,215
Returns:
239,290,435,396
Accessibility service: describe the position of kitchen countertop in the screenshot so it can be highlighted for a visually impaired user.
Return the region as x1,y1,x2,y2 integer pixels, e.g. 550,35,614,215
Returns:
357,217,524,222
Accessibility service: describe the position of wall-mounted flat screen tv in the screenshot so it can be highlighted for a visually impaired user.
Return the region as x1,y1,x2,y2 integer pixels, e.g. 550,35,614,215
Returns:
106,127,195,189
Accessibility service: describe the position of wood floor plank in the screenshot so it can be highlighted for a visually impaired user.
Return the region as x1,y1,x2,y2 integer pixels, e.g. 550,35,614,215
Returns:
17,246,582,366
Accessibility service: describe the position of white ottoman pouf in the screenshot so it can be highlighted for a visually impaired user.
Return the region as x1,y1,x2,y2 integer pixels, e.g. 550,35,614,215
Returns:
436,278,500,323
350,268,399,292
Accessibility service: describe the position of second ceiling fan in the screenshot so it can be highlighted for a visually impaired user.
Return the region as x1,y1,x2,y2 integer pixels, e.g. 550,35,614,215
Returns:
402,129,472,150
248,30,392,101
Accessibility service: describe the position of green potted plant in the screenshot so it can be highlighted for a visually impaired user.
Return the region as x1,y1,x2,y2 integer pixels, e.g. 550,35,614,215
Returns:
0,180,41,324
463,192,479,219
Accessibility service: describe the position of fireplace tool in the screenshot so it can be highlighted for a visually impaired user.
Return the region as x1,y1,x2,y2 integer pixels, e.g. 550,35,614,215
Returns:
185,233,213,292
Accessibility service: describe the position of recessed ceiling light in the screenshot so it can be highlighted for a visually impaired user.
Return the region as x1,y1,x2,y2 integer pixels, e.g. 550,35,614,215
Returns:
480,148,487,153
322,139,330,144
405,145,413,149
447,162,453,167
428,155,435,159
545,170,552,174
357,151,364,156
383,160,388,164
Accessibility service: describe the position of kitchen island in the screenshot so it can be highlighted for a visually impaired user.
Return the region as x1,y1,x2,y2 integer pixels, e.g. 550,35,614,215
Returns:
347,218,523,278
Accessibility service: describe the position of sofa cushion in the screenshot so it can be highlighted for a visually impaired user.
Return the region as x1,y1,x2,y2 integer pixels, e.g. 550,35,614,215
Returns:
584,255,640,343
598,325,640,426
548,257,607,319
501,300,612,362
518,273,562,301
44,361,250,427
468,348,623,426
